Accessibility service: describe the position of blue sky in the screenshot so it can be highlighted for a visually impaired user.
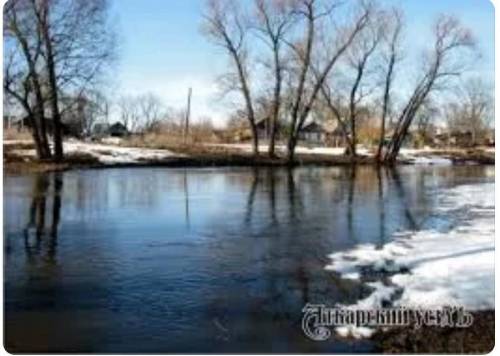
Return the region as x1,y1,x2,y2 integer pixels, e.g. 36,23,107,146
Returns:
110,0,495,125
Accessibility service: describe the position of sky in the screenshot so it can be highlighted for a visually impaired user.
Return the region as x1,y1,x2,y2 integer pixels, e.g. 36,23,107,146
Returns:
110,0,495,126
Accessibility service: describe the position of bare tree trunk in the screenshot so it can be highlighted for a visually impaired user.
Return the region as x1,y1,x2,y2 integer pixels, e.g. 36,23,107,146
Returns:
382,16,475,164
253,0,291,158
376,9,402,162
287,134,298,164
234,56,259,156
37,1,64,161
285,2,371,163
268,46,282,158
348,67,363,157
251,123,259,156
29,117,45,159
202,1,259,157
5,9,51,159
376,58,394,161
286,3,315,164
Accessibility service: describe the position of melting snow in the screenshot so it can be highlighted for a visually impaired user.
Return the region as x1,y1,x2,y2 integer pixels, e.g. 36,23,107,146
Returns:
326,181,494,337
64,140,182,164
5,139,183,164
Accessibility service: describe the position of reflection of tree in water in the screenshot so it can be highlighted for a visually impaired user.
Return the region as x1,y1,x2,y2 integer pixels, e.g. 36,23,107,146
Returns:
267,169,277,225
183,169,190,228
388,168,419,230
376,168,386,248
153,166,440,347
346,166,356,242
345,166,423,245
286,168,304,223
244,168,260,226
24,173,63,264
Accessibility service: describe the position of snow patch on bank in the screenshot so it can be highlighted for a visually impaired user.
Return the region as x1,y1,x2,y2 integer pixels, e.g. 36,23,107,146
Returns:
326,181,494,337
398,148,453,165
408,156,453,165
63,140,182,164
206,143,371,156
5,139,183,164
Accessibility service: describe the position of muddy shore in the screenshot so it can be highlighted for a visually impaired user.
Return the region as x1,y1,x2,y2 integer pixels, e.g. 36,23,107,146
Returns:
373,310,494,353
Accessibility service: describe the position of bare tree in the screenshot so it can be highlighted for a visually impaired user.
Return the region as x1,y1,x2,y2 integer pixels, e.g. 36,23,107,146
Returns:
32,0,64,160
346,18,382,156
76,90,110,136
321,7,382,157
284,0,372,162
202,0,260,156
384,15,476,162
253,0,294,157
375,7,403,161
138,93,164,133
35,0,115,160
118,95,141,132
4,0,115,161
4,0,51,158
445,78,493,145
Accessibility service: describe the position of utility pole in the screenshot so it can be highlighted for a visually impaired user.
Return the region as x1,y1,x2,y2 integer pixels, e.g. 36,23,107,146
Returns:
184,87,192,143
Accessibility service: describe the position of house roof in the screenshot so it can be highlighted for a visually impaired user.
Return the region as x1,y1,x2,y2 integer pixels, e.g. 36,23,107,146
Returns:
109,122,127,130
302,121,323,133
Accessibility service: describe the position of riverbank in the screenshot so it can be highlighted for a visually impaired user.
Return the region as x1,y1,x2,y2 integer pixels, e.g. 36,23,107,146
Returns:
3,140,371,174
374,310,494,353
3,139,495,174
327,180,495,352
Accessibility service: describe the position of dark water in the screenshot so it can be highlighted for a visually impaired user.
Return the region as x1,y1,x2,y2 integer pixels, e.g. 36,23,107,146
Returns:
4,165,494,353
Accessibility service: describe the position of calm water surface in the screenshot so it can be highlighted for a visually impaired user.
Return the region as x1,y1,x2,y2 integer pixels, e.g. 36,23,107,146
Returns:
4,166,494,353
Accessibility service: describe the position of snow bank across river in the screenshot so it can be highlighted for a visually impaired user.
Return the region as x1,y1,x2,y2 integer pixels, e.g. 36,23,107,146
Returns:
326,181,494,338
64,140,183,164
4,139,183,164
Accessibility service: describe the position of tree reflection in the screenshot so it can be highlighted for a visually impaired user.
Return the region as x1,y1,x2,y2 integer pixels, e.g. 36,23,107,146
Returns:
286,168,304,222
267,169,277,225
244,168,260,226
389,168,419,230
376,167,386,248
346,165,357,242
24,173,63,263
183,169,190,228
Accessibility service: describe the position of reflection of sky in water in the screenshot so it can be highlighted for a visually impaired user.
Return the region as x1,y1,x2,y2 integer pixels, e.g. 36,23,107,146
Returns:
3,166,494,353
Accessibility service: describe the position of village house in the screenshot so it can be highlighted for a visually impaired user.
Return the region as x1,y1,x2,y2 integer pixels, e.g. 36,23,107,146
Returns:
298,121,324,143
93,122,129,138
255,116,285,141
298,119,349,147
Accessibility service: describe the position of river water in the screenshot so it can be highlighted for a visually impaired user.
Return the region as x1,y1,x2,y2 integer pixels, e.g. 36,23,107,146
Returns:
4,165,494,352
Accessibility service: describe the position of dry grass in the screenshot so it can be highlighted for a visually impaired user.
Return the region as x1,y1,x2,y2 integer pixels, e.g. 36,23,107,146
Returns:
120,131,228,153
3,128,33,141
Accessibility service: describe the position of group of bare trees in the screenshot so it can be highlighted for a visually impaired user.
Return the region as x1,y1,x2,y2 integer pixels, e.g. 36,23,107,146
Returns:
3,0,487,164
117,93,166,133
202,0,480,164
4,0,115,160
445,78,494,145
383,16,477,162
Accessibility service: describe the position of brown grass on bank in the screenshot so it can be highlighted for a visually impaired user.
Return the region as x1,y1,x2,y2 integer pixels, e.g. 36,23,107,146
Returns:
3,127,33,141
120,131,235,154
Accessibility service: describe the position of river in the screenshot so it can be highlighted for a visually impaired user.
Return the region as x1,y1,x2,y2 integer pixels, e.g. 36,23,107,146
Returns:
4,165,494,352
